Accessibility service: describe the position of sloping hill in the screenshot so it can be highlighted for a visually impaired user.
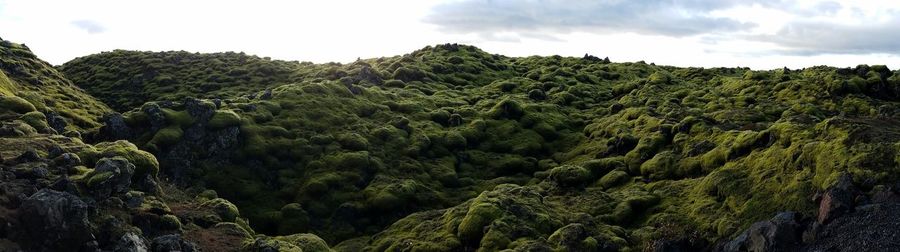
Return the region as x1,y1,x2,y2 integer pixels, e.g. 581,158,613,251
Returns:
0,40,112,131
65,44,900,251
60,50,314,112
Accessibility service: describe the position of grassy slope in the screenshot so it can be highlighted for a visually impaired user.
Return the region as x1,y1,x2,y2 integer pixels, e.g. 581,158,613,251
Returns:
62,44,900,251
0,40,112,130
59,50,320,112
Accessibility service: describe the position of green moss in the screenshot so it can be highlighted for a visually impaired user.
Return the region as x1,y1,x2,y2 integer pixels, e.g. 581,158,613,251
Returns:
18,111,50,132
147,125,184,150
640,151,678,180
79,140,159,180
0,96,35,114
457,203,503,244
208,110,242,129
598,170,630,189
201,198,241,222
337,133,369,151
488,98,525,119
162,108,194,127
160,214,183,231
274,233,333,252
84,171,114,188
548,165,591,187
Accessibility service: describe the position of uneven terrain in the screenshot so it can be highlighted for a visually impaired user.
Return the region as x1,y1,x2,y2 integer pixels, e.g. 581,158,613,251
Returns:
0,39,898,251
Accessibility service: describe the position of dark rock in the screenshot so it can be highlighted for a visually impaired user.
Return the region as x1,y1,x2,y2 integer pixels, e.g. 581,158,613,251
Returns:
112,232,148,252
14,149,41,163
871,185,900,204
87,157,135,198
260,88,273,100
133,173,161,195
16,189,94,251
12,163,49,179
448,113,463,127
46,111,68,133
98,113,133,141
49,177,80,195
47,145,65,159
142,103,167,131
247,238,281,252
150,234,197,252
184,98,215,122
51,152,82,169
818,174,858,224
721,212,804,252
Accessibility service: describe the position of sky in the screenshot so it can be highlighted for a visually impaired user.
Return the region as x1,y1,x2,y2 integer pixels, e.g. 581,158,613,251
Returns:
2,0,900,69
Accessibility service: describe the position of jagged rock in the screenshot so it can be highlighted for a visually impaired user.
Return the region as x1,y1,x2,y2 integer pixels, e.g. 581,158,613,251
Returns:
113,232,149,252
47,145,64,159
14,149,41,163
51,152,82,169
184,98,215,122
150,234,197,252
86,157,135,198
141,103,167,131
46,111,68,133
133,173,161,195
818,174,858,224
98,113,133,141
49,177,80,195
16,189,94,251
12,163,49,179
721,212,804,252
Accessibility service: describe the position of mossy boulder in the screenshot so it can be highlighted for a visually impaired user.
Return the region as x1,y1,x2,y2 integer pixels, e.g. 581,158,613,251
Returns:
598,170,630,189
18,111,51,133
0,95,36,114
201,198,240,222
79,140,159,181
548,165,591,187
207,110,242,129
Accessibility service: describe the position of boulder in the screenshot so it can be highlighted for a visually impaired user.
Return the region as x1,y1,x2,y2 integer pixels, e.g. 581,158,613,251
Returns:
818,174,859,224
46,111,68,133
150,234,198,252
112,232,149,252
85,157,135,198
17,189,94,251
721,212,805,252
184,98,215,122
141,103,167,131
14,149,41,163
98,113,133,141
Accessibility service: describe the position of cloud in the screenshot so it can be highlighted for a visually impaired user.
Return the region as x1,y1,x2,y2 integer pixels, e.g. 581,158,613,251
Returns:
751,11,900,55
70,19,105,34
424,0,771,39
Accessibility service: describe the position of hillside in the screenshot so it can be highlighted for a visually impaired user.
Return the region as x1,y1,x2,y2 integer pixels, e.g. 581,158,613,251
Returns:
1,39,899,251
0,40,112,131
60,50,315,112
57,43,900,251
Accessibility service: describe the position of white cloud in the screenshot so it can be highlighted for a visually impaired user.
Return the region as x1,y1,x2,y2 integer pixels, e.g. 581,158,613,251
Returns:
0,0,899,70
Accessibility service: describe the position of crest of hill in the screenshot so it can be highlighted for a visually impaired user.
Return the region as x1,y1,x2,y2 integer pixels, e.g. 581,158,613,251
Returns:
59,49,312,112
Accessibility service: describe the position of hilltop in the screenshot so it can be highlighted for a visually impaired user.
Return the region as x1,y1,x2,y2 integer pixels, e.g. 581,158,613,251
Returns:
1,40,899,251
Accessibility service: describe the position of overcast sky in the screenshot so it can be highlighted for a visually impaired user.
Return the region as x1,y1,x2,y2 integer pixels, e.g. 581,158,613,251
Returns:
2,0,900,69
